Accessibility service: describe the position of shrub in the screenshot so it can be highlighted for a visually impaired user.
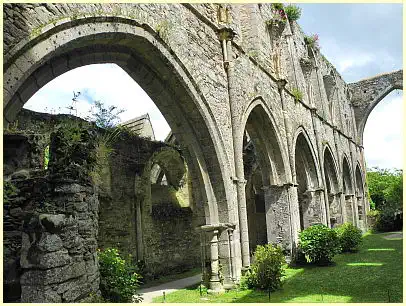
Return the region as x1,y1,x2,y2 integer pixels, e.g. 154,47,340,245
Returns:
368,208,400,232
335,222,363,252
271,3,284,11
98,248,142,302
304,34,320,50
284,5,302,22
242,244,286,291
299,224,340,265
291,88,303,103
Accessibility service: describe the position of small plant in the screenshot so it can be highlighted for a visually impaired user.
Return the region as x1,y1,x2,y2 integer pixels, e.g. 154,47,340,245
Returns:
86,99,124,129
242,244,286,291
284,5,302,22
291,88,303,103
43,145,50,170
98,248,142,302
299,224,340,265
270,7,287,24
335,222,363,252
304,34,320,50
271,3,284,11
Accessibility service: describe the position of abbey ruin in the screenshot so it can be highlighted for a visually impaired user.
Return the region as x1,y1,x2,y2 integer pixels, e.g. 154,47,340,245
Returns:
3,3,403,302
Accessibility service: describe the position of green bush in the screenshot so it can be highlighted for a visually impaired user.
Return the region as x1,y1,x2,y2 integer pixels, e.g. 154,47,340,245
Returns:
368,208,400,232
242,244,286,291
335,222,363,252
299,224,340,265
98,248,142,302
291,88,303,103
284,5,302,22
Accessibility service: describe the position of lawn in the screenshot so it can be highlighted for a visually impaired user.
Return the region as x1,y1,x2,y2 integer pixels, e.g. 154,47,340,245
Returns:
153,232,402,303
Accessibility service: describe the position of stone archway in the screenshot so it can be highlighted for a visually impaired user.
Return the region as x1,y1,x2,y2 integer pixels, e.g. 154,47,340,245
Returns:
323,146,341,228
342,156,355,224
4,13,236,300
4,16,236,226
241,100,291,252
294,131,323,230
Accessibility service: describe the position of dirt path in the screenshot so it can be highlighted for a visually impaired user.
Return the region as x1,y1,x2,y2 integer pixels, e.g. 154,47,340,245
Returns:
383,231,403,239
137,274,201,303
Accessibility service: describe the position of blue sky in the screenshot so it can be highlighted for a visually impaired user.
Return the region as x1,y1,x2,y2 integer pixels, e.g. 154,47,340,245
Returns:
24,4,403,169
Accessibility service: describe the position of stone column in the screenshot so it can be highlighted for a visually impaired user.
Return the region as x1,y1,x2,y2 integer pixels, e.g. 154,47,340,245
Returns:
276,80,300,257
220,26,250,270
264,185,292,253
135,200,143,261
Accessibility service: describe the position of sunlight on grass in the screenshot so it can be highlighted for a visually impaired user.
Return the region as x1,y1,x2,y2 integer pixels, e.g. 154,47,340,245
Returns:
153,232,402,303
346,262,383,266
384,238,402,240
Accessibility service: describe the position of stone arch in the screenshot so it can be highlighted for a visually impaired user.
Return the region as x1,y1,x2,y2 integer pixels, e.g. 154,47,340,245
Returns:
342,155,355,224
3,17,232,225
323,144,342,227
348,69,403,144
240,98,291,251
357,85,403,144
293,128,323,230
134,146,200,272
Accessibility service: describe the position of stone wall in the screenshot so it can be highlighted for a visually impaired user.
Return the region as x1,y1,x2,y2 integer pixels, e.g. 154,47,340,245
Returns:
3,109,201,301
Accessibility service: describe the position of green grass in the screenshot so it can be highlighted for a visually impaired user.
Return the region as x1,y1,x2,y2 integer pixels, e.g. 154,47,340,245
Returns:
139,267,201,289
153,232,402,303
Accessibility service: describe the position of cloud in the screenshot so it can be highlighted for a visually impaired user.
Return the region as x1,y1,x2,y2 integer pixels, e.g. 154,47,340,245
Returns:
24,64,171,141
363,91,403,169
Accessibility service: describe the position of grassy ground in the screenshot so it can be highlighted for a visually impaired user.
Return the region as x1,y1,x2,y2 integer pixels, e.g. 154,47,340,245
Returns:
153,232,402,303
138,267,201,289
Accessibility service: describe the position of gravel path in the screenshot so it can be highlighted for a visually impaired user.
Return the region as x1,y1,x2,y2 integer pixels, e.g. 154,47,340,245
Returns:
137,274,202,303
384,232,403,239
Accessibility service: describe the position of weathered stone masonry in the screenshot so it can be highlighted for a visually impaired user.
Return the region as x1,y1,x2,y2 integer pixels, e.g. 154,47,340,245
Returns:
3,3,403,301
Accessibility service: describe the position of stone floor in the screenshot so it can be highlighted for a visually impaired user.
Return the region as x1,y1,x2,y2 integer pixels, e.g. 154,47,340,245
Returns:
137,274,202,303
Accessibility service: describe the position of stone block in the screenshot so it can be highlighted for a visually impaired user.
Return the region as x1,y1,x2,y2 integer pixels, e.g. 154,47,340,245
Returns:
39,214,66,234
37,250,72,269
37,232,64,252
21,285,62,303
20,261,86,286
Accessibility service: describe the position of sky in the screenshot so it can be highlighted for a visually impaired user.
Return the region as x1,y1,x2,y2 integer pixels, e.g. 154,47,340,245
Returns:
24,3,403,169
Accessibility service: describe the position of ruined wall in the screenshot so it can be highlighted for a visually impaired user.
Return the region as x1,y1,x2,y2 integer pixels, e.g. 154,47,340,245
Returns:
3,109,201,302
97,132,201,278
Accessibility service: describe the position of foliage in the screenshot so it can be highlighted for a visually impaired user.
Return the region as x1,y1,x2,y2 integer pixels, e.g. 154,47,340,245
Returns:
153,232,402,303
304,34,320,50
367,167,403,232
4,181,19,204
298,224,340,265
284,5,302,22
291,88,303,103
98,248,142,303
271,3,284,11
86,99,125,129
242,244,286,291
335,222,363,252
270,5,287,24
43,145,50,170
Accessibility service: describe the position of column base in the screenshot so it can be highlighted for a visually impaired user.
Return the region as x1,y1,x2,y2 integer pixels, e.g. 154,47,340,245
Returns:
208,281,225,295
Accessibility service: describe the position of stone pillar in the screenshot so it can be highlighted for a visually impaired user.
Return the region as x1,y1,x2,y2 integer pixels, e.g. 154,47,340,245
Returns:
264,185,292,253
20,182,100,302
199,223,236,293
220,26,250,270
135,199,143,261
344,194,355,224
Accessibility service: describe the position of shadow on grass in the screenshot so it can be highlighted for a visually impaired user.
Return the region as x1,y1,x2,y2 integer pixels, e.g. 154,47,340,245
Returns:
153,233,402,303
232,233,402,303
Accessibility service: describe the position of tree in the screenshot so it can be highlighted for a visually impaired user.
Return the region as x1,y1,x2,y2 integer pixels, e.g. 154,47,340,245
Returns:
367,167,403,211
